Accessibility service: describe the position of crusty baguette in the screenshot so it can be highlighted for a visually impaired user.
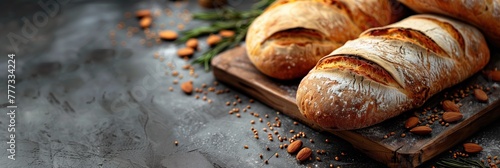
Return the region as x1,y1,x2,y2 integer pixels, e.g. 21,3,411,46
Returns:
398,0,500,47
245,0,408,80
296,14,490,130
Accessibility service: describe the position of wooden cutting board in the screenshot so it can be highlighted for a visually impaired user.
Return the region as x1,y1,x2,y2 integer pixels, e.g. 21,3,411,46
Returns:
211,46,500,167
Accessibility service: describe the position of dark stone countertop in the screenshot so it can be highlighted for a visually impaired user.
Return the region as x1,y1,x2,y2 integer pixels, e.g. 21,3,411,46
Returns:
0,0,498,167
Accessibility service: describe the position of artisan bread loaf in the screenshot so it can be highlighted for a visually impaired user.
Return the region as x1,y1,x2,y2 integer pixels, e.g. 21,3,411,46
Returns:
245,0,408,80
296,14,490,130
398,0,500,47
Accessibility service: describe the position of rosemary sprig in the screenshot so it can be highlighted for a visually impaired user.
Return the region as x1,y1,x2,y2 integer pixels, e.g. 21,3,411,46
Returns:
192,8,263,21
177,21,240,43
252,0,275,9
193,24,250,71
180,0,274,70
435,158,489,168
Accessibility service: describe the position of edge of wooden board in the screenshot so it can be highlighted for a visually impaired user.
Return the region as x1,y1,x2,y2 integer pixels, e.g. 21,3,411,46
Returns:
211,46,500,167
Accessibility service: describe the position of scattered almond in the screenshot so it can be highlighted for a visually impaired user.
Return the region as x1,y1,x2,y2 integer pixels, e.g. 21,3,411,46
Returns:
159,30,178,40
287,140,302,154
186,38,199,49
463,143,483,153
296,147,312,162
136,9,151,18
486,70,500,81
198,0,227,8
139,17,152,28
442,100,460,112
442,112,463,123
405,116,419,129
409,126,432,135
219,30,235,37
177,47,194,57
206,34,221,46
473,89,488,102
181,81,193,94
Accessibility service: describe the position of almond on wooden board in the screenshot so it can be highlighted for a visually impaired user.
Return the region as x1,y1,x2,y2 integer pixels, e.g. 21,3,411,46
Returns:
181,81,193,94
442,100,460,112
473,89,488,102
409,126,432,135
287,140,302,154
463,143,483,153
296,147,312,162
486,70,500,81
405,116,419,129
140,17,152,28
136,9,152,18
177,47,194,57
442,112,463,123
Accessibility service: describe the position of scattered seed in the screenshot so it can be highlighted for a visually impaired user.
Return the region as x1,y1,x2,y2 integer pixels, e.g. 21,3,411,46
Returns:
244,145,248,149
174,140,178,146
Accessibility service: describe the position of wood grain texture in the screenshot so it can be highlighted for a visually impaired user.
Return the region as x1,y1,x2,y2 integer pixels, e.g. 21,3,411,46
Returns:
212,46,500,167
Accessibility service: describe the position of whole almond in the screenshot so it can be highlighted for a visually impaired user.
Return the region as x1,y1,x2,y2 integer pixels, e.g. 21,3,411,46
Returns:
473,89,488,102
136,9,151,18
219,30,235,37
140,17,152,28
443,112,463,123
463,143,483,153
405,116,419,129
206,34,222,46
177,47,194,57
296,147,312,162
287,140,302,154
185,38,199,49
159,30,178,40
181,81,193,94
487,70,500,81
442,100,460,112
409,126,432,135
